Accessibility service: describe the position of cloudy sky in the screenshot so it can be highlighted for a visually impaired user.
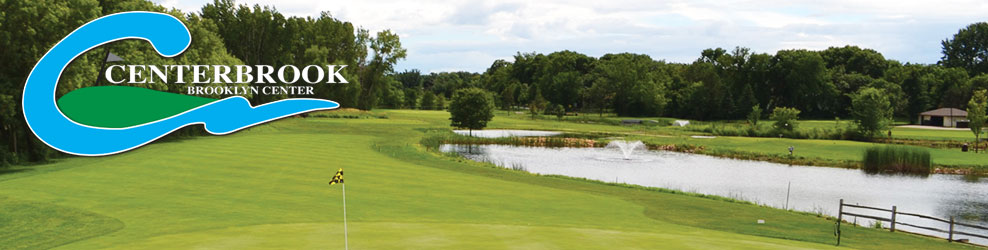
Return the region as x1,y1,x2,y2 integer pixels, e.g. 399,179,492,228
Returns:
154,0,988,73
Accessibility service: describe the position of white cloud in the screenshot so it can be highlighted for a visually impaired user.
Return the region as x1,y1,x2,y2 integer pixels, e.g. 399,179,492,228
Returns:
154,0,988,72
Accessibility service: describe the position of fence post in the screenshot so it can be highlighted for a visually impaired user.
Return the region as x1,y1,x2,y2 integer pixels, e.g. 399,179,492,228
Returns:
836,199,843,246
948,216,954,242
890,206,896,232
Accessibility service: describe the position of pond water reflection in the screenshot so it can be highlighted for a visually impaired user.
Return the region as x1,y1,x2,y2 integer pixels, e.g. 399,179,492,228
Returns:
440,144,988,244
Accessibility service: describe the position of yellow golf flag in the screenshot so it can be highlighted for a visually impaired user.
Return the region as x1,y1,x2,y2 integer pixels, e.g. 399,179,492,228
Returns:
329,168,344,185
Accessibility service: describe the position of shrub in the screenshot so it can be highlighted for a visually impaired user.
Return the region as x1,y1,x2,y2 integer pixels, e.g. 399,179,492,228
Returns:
556,105,566,120
870,220,884,229
747,105,762,126
769,107,800,131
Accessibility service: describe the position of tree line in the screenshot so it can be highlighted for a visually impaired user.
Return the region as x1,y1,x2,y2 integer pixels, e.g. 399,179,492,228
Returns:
397,23,988,141
395,23,988,122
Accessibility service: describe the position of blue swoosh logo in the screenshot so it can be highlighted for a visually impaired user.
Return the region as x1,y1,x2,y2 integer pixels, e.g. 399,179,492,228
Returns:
22,12,339,156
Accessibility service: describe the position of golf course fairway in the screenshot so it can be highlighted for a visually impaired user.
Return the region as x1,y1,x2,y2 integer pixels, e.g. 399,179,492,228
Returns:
0,110,976,249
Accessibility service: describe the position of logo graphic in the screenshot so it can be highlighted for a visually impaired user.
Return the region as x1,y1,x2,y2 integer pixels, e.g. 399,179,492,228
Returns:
22,12,340,156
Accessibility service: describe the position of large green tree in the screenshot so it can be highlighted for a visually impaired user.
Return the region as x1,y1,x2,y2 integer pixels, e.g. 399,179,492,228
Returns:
448,88,495,135
850,87,893,138
501,82,521,111
406,89,421,109
420,91,437,110
770,49,837,118
482,59,513,96
594,53,668,117
357,30,407,110
395,69,423,89
684,60,728,120
295,12,363,106
201,0,291,103
866,78,907,117
587,75,616,117
722,47,759,118
885,64,932,122
535,51,594,110
941,22,988,75
821,45,888,78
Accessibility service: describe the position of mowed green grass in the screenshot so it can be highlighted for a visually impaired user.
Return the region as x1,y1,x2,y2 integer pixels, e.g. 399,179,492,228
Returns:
0,110,976,249
635,135,988,167
892,127,980,141
600,115,979,143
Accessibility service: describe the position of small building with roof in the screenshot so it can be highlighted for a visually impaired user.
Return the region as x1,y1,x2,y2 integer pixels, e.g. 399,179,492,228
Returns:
918,108,968,128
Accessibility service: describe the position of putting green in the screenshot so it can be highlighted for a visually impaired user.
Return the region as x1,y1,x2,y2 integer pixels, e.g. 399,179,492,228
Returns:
105,222,838,250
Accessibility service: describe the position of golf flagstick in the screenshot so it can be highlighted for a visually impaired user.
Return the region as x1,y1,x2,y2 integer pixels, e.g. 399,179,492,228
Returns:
329,168,347,250
342,182,348,250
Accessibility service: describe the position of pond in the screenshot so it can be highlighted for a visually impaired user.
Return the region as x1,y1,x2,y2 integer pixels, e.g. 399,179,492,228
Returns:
440,144,988,244
452,130,562,138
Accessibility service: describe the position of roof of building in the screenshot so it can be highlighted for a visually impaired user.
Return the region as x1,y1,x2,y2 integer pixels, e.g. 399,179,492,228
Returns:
919,108,967,117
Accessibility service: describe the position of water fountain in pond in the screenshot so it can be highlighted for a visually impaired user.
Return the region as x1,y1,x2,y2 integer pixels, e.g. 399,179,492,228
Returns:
605,140,646,160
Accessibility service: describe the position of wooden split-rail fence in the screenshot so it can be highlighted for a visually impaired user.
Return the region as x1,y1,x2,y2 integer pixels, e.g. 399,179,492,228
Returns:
835,199,988,246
